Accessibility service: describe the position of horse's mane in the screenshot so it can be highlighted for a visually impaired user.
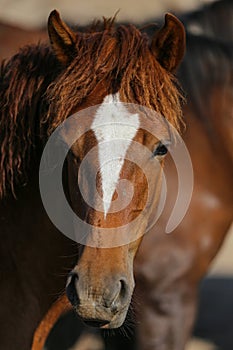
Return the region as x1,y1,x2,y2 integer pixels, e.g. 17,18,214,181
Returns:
178,33,233,122
0,44,61,197
44,21,183,132
0,19,183,198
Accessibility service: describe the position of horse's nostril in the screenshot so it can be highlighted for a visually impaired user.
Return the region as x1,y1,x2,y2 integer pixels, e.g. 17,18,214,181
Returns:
66,271,80,307
109,278,129,313
119,278,128,302
83,318,110,328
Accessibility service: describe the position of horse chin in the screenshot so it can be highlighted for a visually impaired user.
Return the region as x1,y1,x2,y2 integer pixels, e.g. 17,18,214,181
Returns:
75,305,129,329
100,310,128,329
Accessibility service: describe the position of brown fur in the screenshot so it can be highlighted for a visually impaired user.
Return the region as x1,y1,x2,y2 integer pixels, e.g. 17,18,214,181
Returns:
0,44,59,197
0,18,184,199
45,21,184,132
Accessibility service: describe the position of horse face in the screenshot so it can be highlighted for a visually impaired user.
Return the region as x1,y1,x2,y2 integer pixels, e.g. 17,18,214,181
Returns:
64,93,170,328
47,10,185,328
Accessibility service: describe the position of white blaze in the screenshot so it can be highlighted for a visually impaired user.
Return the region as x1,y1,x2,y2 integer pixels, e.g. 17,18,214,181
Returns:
91,93,139,217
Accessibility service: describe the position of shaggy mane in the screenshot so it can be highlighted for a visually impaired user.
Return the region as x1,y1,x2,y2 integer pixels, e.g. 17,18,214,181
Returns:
0,18,184,197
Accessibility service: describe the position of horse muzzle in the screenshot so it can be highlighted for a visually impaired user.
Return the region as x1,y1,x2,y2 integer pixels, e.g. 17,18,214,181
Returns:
66,270,133,328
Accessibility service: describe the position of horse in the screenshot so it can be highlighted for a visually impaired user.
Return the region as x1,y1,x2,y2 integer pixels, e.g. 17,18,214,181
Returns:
43,29,233,350
0,10,186,350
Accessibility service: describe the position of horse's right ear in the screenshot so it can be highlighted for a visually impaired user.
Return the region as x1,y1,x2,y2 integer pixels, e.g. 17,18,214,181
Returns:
48,10,76,65
151,13,185,72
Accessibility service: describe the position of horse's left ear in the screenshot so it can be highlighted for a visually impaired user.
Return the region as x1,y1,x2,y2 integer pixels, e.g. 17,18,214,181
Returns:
151,13,185,72
48,10,76,65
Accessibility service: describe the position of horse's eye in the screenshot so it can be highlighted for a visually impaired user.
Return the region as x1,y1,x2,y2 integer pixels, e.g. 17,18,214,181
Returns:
153,142,168,157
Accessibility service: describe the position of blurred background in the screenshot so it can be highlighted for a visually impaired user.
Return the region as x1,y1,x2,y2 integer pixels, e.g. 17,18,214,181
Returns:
0,0,216,28
0,0,224,60
0,1,232,349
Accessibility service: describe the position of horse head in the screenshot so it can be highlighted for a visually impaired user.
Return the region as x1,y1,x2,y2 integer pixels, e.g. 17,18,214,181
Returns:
46,10,185,329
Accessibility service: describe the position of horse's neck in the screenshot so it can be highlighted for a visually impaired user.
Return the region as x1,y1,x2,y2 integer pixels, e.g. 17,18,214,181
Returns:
0,172,76,349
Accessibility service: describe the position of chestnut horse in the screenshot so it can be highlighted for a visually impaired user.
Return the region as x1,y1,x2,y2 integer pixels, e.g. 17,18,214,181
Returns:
0,11,186,350
43,30,233,350
33,6,233,350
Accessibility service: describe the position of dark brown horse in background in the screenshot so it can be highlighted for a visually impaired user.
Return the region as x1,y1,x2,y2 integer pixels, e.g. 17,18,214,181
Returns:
0,11,186,350
0,21,47,60
134,35,233,350
181,0,233,42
